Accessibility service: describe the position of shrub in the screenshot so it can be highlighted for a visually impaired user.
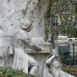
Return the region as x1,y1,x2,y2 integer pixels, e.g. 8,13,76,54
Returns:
0,67,37,77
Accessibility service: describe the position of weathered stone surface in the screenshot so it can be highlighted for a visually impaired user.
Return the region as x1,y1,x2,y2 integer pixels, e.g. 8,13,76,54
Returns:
0,0,50,75
0,0,75,77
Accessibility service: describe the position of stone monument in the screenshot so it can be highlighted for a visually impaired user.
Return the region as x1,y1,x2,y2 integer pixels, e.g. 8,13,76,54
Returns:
0,0,75,77
43,49,74,77
0,24,41,75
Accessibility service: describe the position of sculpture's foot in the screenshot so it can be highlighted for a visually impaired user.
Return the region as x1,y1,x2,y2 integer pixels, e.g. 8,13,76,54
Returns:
30,66,38,75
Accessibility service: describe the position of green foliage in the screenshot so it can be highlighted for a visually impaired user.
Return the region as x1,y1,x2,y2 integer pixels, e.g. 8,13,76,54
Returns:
45,0,77,38
63,66,77,77
0,67,37,77
72,28,77,38
59,52,65,63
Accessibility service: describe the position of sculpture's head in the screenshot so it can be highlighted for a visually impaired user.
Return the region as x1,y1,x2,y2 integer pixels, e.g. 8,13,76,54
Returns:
20,18,32,32
52,49,58,57
48,49,58,58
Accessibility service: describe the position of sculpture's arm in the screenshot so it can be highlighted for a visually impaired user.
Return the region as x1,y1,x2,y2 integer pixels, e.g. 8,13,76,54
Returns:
22,34,41,51
46,55,55,64
8,45,13,55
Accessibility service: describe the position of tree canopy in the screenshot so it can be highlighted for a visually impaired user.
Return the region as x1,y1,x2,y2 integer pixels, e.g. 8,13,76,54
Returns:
45,0,77,39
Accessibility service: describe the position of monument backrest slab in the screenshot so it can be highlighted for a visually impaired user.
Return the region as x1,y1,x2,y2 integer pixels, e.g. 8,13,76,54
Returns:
58,36,68,40
58,45,70,52
57,36,69,45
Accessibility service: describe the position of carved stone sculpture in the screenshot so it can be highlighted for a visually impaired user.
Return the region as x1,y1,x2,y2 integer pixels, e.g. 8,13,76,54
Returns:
0,25,13,67
0,24,41,75
12,26,41,75
0,0,41,75
43,49,74,77
0,0,75,77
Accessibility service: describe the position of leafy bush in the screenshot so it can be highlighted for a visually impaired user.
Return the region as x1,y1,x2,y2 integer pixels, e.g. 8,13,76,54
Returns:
0,67,37,77
63,64,77,77
59,52,65,63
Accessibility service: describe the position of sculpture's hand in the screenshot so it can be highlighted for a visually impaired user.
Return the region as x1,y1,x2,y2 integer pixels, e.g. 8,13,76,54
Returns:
22,34,41,51
32,45,41,51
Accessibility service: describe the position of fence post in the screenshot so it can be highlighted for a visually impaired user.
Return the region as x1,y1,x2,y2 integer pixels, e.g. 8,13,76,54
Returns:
73,43,75,65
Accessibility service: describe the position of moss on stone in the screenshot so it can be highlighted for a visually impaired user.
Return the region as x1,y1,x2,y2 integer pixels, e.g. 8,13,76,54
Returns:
38,0,41,15
46,0,51,17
